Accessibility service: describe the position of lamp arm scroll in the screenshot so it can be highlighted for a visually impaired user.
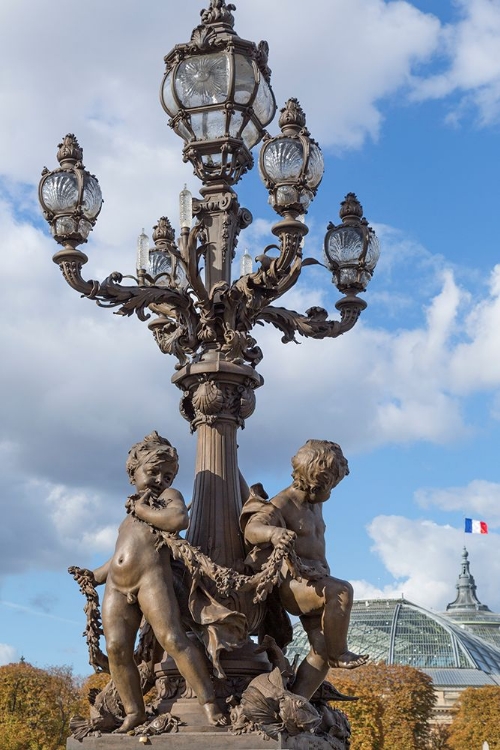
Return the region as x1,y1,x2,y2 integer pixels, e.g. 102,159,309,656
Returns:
52,244,199,325
52,245,99,298
255,295,367,344
229,222,306,327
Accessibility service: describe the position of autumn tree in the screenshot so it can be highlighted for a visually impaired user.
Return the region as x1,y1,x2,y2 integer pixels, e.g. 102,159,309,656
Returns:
427,723,451,750
330,661,436,750
327,676,384,750
447,685,500,750
75,670,111,719
0,660,81,750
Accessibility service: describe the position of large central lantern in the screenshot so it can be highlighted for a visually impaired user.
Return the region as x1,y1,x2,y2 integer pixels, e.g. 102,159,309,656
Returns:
160,1,276,184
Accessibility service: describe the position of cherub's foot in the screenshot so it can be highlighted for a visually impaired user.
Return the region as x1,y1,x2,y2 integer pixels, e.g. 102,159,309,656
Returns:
114,711,147,733
329,651,369,669
202,701,228,726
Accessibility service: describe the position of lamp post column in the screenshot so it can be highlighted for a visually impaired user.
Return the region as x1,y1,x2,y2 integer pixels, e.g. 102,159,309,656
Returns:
173,359,262,568
172,182,259,568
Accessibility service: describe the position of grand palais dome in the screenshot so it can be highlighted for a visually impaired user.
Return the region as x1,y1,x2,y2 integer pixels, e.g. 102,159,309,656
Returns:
289,548,500,720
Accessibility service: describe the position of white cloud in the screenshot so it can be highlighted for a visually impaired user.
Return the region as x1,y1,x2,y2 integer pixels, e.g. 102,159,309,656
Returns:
248,268,470,469
354,515,500,612
411,0,500,125
240,0,441,149
0,643,17,666
449,265,500,392
0,0,442,209
415,479,500,526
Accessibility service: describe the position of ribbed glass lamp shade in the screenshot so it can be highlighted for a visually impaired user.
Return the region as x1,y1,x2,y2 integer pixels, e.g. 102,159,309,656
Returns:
262,139,303,182
41,173,102,217
159,2,279,184
306,144,324,188
162,53,230,114
41,172,79,213
325,225,380,292
39,135,103,245
160,12,277,185
148,250,186,289
149,249,172,278
260,140,324,190
162,52,275,144
81,174,103,219
258,99,324,215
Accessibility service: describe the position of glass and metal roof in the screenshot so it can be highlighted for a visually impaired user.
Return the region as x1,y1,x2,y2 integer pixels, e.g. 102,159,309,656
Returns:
289,598,500,677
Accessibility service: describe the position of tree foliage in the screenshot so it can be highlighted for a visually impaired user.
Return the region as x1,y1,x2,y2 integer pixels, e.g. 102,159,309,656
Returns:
0,661,81,750
427,723,451,750
75,671,111,718
330,661,436,750
447,686,500,750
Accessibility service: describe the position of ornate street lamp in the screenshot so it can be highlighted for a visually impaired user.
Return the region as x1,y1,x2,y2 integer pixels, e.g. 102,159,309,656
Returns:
40,0,379,585
39,0,380,740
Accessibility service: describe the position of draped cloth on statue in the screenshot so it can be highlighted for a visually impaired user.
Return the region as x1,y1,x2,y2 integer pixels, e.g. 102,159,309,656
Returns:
239,496,293,650
185,571,248,678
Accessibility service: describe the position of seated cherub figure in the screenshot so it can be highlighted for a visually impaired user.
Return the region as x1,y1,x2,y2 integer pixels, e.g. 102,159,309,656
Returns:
82,431,226,732
241,439,368,700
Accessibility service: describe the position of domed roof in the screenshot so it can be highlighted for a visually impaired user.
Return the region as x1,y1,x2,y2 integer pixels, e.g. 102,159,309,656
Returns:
289,598,500,676
441,547,500,650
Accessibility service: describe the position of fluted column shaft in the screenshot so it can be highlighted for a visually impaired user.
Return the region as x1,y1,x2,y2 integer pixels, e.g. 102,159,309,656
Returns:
172,354,262,569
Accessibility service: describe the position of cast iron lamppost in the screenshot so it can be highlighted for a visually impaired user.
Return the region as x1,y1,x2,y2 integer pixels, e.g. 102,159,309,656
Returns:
39,0,379,640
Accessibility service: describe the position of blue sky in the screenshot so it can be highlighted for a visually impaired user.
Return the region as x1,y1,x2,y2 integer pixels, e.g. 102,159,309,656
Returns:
1,0,500,675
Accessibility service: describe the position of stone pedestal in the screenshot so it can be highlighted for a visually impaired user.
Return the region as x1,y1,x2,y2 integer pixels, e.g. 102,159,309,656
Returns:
67,732,334,749
155,641,273,726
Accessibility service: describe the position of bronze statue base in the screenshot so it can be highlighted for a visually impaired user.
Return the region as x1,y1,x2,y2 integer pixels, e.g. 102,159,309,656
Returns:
67,732,335,749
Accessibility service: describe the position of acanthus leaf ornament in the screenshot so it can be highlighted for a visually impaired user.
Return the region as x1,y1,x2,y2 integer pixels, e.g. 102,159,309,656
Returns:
199,0,236,30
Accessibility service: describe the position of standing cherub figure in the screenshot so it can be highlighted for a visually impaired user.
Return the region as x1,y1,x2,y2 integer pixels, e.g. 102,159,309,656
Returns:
80,432,226,732
241,439,368,700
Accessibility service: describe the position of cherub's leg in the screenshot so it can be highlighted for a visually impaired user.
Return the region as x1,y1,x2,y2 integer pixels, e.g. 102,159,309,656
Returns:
139,568,227,726
102,588,145,732
292,615,329,700
322,577,368,669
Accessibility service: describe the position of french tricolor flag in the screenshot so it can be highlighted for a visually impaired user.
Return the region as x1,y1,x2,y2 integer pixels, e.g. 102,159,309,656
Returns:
464,518,488,534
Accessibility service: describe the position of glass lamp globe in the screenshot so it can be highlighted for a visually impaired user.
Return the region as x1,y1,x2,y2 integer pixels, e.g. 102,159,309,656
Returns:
259,99,324,216
39,134,102,246
160,1,276,184
149,216,186,289
324,193,380,293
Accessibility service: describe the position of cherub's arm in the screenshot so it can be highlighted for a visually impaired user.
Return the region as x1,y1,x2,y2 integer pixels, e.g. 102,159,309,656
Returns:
70,558,110,587
243,507,296,550
93,558,111,585
133,488,189,532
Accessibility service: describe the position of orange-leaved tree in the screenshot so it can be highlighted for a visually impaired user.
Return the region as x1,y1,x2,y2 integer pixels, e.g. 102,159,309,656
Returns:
447,685,500,750
330,661,436,750
0,660,81,750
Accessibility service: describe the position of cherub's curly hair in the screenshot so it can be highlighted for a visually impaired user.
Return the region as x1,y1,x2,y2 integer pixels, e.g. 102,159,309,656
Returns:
291,440,349,495
125,431,179,484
